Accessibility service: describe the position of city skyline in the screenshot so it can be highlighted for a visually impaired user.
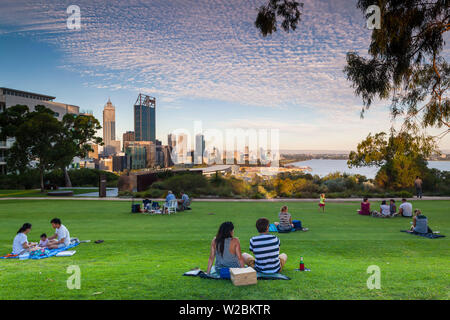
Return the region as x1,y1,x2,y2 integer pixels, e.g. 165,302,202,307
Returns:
0,0,449,151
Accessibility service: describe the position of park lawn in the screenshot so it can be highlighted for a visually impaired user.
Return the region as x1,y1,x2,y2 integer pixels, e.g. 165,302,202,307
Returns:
0,189,108,197
0,200,448,300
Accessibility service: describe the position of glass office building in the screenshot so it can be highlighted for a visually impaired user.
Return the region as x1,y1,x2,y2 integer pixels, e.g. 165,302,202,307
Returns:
134,94,156,143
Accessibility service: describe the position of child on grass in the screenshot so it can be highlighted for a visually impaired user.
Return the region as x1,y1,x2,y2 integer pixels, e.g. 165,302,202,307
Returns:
318,193,326,212
38,233,49,248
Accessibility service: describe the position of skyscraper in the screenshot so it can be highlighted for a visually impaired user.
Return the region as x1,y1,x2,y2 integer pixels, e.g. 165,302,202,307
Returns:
103,99,120,156
195,134,205,164
134,94,156,143
103,98,115,146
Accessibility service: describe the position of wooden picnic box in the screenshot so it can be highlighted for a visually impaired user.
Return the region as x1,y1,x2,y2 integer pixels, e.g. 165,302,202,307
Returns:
230,267,257,286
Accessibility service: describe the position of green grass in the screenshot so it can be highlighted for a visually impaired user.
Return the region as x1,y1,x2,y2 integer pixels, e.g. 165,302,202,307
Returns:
0,200,448,300
0,189,108,197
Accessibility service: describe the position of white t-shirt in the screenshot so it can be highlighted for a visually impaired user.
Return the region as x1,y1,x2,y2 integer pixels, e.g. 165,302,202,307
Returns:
399,202,413,217
12,233,28,255
56,225,70,247
380,204,390,216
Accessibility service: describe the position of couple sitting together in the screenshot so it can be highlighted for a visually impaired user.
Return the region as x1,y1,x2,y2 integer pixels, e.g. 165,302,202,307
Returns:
12,218,71,256
206,218,287,275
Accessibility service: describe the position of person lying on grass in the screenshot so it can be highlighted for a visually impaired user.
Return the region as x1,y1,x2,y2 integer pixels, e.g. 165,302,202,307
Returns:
12,223,38,255
242,218,287,274
47,218,71,249
274,205,308,232
207,222,245,274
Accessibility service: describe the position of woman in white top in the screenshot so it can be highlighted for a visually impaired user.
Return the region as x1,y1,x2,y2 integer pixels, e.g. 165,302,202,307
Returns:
371,200,392,218
12,223,36,255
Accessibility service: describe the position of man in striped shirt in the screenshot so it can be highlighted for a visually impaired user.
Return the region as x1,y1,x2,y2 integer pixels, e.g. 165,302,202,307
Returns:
242,218,287,273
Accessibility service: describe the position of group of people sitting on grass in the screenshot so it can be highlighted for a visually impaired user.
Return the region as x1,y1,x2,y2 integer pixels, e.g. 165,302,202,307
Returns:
141,191,191,213
358,198,413,218
11,218,71,256
357,198,437,234
206,206,307,275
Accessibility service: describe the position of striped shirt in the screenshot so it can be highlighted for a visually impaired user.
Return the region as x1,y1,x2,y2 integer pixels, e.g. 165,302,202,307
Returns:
278,211,292,229
249,234,281,273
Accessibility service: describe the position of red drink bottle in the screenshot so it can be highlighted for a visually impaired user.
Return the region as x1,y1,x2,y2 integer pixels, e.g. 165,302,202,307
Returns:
299,257,305,271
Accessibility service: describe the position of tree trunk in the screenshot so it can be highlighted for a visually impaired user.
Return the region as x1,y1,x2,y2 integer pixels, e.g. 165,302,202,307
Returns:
63,166,72,188
40,168,45,193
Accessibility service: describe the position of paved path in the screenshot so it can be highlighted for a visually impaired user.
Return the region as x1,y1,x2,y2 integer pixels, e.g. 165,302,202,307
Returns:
1,197,449,202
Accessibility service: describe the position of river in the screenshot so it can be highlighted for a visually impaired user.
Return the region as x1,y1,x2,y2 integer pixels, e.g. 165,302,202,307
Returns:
291,159,450,179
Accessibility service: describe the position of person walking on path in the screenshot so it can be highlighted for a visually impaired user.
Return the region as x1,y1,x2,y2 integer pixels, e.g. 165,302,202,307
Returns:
414,176,423,199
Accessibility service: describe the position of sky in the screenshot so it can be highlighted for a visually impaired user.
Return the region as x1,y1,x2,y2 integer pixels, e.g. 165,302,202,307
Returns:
0,0,449,152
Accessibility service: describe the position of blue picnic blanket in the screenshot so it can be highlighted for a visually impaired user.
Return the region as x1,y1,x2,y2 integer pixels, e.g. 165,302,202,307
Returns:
1,242,80,260
269,223,296,233
184,266,290,280
401,230,445,239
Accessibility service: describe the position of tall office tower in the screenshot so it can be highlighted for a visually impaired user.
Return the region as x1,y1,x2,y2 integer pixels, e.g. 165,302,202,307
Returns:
103,99,116,146
195,134,205,164
134,94,156,143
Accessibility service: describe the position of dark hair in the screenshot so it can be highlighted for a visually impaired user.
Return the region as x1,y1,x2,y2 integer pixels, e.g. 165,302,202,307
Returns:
40,233,47,238
363,197,368,202
402,198,407,202
390,199,395,203
256,218,270,233
215,222,234,256
381,200,387,205
17,223,32,234
51,218,61,225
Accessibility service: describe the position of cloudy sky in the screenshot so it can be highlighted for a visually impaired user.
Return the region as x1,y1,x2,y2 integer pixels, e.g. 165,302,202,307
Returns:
0,0,449,151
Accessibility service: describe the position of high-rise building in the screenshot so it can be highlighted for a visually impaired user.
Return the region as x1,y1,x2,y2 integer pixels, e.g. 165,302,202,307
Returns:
123,131,135,147
102,99,120,156
103,99,115,145
0,87,80,174
134,94,156,143
195,134,205,164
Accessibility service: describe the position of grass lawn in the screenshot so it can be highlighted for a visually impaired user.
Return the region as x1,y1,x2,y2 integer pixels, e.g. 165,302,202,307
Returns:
0,189,109,197
0,199,448,300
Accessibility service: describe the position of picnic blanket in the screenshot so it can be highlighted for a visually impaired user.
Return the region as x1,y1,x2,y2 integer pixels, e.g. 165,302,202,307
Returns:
401,230,445,239
269,223,296,233
184,266,290,280
1,242,80,260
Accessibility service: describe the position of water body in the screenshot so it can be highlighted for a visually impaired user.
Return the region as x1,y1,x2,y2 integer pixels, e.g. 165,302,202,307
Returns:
291,159,450,179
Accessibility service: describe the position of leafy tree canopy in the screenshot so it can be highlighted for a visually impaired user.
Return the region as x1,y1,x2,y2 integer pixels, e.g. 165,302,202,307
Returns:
344,0,449,135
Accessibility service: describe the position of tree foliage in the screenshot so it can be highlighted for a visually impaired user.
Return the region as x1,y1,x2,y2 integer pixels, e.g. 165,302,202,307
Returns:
344,0,450,135
0,105,63,191
255,0,303,37
348,130,437,189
